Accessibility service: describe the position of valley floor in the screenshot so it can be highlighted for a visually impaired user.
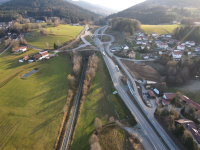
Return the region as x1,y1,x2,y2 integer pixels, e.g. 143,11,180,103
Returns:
71,54,136,150
0,50,72,150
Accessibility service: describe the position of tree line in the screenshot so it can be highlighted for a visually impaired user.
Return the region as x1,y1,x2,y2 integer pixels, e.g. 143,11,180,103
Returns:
82,54,99,98
110,18,141,35
174,26,200,43
158,55,200,85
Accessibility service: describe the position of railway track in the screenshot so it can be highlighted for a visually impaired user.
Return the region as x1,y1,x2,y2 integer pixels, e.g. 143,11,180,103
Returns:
61,61,87,150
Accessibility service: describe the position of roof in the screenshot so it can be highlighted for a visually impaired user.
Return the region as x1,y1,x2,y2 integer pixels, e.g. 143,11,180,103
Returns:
173,50,183,55
39,51,49,56
163,93,176,100
182,96,200,111
20,46,27,49
124,46,129,50
34,54,42,59
153,88,159,95
177,45,185,49
175,119,194,124
15,46,27,51
148,90,155,97
176,119,200,144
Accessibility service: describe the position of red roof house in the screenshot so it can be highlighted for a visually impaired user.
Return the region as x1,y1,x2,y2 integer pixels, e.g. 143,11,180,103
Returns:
148,90,156,98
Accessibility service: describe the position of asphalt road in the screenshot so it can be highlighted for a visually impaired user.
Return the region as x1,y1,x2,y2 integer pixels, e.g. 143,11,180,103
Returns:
93,25,179,150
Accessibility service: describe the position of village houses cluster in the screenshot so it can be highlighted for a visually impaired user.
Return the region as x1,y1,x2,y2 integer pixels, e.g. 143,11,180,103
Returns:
135,32,200,60
117,31,200,61
147,87,200,145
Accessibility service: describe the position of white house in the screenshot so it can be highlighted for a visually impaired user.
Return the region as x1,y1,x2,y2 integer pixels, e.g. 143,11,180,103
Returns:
15,46,27,53
159,51,163,55
137,37,142,41
177,45,185,51
195,47,200,52
136,41,142,45
124,45,129,50
141,44,146,50
186,41,196,46
152,33,158,37
144,56,149,60
39,51,50,60
157,42,168,49
172,50,183,60
166,34,172,38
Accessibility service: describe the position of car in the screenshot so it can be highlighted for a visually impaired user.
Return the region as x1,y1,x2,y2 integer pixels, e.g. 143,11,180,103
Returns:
115,65,120,72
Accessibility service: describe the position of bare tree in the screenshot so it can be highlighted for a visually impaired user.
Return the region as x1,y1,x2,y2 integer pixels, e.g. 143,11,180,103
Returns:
40,29,48,35
19,37,28,45
72,52,82,76
4,38,12,47
89,134,99,145
94,117,102,131
184,104,195,115
90,142,101,150
67,74,76,88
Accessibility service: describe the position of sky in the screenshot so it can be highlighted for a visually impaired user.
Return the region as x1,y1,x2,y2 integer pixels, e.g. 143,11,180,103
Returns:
74,0,146,10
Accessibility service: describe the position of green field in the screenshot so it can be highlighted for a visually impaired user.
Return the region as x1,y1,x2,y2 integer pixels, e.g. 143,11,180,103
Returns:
71,54,136,150
0,51,72,149
141,24,181,35
25,24,84,49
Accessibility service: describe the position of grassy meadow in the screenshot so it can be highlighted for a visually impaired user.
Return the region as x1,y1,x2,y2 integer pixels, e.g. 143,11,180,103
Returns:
25,24,84,49
71,54,136,150
0,50,72,150
141,24,181,35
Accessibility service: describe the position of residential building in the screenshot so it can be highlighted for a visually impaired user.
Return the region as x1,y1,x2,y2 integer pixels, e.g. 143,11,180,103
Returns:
39,51,49,60
15,46,27,53
175,119,200,144
172,50,183,60
177,45,185,51
128,51,136,59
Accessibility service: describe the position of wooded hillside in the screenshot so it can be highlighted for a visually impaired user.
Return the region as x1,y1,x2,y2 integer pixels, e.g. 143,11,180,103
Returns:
0,0,99,22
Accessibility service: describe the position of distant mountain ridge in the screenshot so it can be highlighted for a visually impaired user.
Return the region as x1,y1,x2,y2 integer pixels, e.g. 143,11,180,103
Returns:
144,0,200,8
0,0,10,4
0,0,98,22
66,0,117,16
109,0,200,24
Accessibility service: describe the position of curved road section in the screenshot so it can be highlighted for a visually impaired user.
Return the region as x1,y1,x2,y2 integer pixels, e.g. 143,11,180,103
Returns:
94,25,179,150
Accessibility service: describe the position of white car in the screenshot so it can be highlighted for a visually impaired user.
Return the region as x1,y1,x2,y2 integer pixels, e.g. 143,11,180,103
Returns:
115,65,120,72
28,60,34,63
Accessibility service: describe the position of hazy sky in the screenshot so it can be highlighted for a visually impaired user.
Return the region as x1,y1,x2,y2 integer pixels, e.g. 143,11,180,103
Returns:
75,0,146,10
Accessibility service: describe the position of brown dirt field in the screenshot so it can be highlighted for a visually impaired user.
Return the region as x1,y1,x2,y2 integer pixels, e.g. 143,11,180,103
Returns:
123,60,162,82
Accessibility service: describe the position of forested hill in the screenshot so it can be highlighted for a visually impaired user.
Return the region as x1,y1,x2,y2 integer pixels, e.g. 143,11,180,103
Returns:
108,0,200,25
0,0,99,22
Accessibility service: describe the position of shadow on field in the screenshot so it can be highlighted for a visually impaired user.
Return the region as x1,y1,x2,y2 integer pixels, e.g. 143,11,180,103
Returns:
30,113,62,135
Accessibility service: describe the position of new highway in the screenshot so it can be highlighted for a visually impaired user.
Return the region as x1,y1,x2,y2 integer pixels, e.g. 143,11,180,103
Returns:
93,25,179,150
